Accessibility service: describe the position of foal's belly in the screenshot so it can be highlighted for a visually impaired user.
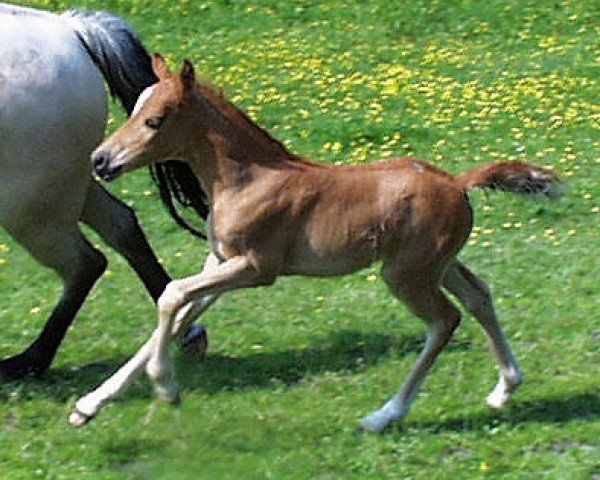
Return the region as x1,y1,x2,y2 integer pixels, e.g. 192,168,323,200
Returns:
282,245,377,277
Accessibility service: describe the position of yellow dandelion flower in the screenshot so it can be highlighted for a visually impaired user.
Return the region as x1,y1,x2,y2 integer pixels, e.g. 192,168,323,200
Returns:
331,141,343,154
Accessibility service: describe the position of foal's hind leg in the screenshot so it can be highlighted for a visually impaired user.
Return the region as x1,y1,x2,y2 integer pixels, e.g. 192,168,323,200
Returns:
0,226,106,380
442,261,522,408
361,267,462,433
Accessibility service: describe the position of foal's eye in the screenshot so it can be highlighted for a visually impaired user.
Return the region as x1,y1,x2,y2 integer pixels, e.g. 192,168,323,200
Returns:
145,116,165,130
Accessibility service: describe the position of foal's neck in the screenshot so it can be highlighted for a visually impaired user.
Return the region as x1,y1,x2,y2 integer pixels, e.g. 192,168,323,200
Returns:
189,85,308,194
195,85,292,160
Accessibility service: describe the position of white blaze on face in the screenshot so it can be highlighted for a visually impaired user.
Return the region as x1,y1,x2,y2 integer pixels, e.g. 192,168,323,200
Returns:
131,85,155,117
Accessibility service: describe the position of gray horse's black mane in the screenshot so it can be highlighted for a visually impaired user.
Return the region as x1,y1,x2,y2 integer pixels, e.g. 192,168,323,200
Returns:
150,161,209,238
64,9,209,238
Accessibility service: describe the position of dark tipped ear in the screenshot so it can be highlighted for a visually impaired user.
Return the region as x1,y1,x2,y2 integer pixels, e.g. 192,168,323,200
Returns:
180,59,195,90
152,53,171,80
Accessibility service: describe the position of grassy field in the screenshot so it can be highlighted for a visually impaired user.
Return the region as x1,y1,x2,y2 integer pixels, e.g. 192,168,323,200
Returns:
1,0,599,478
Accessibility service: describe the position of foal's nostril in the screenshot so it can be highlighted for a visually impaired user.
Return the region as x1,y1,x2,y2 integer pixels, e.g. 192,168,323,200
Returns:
92,151,109,173
91,150,123,182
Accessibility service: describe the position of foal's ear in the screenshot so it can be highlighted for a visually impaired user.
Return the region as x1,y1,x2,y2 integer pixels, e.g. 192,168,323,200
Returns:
180,59,196,91
152,52,171,80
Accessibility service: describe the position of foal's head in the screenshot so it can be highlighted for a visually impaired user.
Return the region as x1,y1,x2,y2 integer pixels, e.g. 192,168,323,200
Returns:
92,53,197,181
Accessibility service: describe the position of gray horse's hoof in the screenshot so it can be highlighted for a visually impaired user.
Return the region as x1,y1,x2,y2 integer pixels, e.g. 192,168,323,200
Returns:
178,324,208,360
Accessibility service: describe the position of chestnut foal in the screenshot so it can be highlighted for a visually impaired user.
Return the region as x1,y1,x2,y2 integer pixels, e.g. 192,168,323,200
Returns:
71,54,558,432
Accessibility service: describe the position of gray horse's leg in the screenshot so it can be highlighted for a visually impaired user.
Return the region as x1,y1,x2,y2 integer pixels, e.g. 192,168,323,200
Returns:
0,225,106,380
80,181,208,357
81,181,170,300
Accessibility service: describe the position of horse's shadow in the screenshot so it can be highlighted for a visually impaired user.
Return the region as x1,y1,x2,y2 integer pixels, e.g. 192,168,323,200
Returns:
0,329,437,402
175,329,435,394
406,392,600,434
0,329,597,431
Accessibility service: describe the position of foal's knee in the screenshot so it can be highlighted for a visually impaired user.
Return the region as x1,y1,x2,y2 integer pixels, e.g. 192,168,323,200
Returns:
158,281,187,318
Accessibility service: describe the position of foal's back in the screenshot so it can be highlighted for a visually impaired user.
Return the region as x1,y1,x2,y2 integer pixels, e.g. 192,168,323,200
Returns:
238,156,473,278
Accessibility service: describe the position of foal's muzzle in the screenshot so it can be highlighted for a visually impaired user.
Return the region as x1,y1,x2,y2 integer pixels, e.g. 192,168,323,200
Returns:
91,150,123,182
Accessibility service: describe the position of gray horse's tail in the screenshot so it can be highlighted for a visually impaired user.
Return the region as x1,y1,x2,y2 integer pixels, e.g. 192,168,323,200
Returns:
61,9,156,114
62,9,208,238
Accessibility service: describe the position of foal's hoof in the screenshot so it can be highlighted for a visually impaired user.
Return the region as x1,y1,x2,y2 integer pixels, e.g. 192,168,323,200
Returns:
359,400,404,433
169,390,181,406
178,324,208,361
360,411,394,434
486,374,522,409
68,408,94,427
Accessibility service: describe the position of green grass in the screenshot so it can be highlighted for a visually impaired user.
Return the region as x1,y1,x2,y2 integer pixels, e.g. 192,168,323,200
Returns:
1,0,599,478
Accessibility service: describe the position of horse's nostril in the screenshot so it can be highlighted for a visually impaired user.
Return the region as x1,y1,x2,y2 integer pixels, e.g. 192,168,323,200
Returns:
92,151,108,172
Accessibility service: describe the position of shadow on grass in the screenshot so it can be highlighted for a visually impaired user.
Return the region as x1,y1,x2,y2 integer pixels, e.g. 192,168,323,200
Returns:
175,329,443,394
404,392,600,434
0,329,455,402
0,329,597,431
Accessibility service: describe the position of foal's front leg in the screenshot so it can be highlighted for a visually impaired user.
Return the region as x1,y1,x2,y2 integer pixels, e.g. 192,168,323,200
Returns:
145,255,259,404
68,254,224,426
69,297,216,426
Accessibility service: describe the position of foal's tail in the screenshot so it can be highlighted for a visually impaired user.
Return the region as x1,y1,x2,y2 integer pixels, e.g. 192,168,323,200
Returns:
61,9,157,115
455,161,561,198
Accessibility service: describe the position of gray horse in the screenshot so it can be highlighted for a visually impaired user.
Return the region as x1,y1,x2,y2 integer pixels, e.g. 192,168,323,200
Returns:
0,4,207,380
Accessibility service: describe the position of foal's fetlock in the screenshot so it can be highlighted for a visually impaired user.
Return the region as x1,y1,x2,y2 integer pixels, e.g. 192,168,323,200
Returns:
146,359,179,403
153,380,181,404
486,369,523,409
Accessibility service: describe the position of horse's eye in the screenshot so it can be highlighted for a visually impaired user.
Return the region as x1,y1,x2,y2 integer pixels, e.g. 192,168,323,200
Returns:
145,116,165,130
